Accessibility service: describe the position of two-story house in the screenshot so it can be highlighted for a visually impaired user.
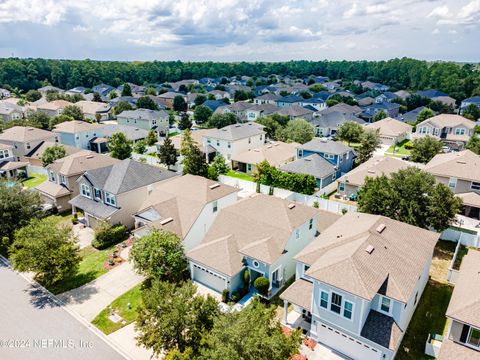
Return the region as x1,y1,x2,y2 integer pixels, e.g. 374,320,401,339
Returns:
75,100,112,121
36,100,72,117
296,138,355,178
0,101,24,122
413,114,475,150
0,143,28,179
276,95,304,108
253,93,281,105
187,195,320,298
439,250,480,359
133,175,239,251
360,102,401,122
53,120,105,152
116,109,169,136
34,151,119,211
276,105,315,121
244,103,280,122
309,111,365,137
460,96,480,118
202,123,265,163
69,159,177,229
281,213,439,360
0,126,58,161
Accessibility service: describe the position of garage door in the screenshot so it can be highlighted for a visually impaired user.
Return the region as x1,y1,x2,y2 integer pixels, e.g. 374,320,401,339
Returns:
316,322,383,360
87,214,100,229
379,136,395,146
192,264,226,293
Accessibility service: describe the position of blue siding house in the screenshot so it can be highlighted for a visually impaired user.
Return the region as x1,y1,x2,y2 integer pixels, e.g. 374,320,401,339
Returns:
297,138,355,178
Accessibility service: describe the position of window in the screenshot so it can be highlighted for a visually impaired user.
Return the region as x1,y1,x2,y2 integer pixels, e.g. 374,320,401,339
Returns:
414,291,419,305
298,149,303,158
472,182,480,191
344,301,353,319
247,164,252,172
26,143,31,150
252,260,260,268
104,192,116,206
94,188,102,200
331,293,342,314
339,182,345,192
207,138,211,144
212,201,218,213
320,291,329,309
448,177,457,189
380,296,391,314
295,229,300,239
80,184,91,198
468,327,480,348
60,175,66,185
332,173,336,180
309,218,313,230
260,135,263,141
0,149,8,159
248,137,251,144
419,127,428,134
324,153,334,160
49,172,56,182
455,128,466,135
216,139,220,146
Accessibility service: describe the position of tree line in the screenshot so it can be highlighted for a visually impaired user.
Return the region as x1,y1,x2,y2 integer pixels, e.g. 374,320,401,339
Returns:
0,58,479,100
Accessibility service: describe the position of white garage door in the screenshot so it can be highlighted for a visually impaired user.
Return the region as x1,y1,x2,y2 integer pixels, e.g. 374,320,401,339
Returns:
192,264,226,293
316,322,383,360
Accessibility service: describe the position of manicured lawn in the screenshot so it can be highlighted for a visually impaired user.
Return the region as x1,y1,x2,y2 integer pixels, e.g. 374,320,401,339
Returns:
168,131,179,138
21,173,47,188
226,170,254,182
47,245,117,294
386,140,412,156
92,284,143,335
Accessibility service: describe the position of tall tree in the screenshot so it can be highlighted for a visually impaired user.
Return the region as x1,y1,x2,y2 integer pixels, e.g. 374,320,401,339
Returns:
194,94,207,106
207,113,236,129
358,168,462,231
467,133,480,155
410,136,443,163
210,154,229,175
108,132,132,160
92,92,103,102
121,83,132,97
9,217,80,286
28,111,50,129
416,108,434,123
173,95,187,112
158,137,178,169
113,101,133,116
194,105,213,125
275,119,314,144
136,96,159,110
135,280,219,356
256,116,281,139
356,129,381,164
200,298,301,360
145,129,158,146
49,114,74,130
180,129,208,177
62,105,84,120
463,104,480,121
372,110,388,122
336,122,364,145
178,113,192,130
41,145,66,166
25,89,41,102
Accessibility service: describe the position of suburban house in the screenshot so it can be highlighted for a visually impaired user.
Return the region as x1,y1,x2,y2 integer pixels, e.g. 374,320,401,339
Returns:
133,175,239,251
0,101,24,122
439,250,480,359
336,156,417,198
309,112,365,137
365,117,412,145
34,151,119,212
394,90,411,100
320,103,362,116
215,102,253,120
254,93,281,105
157,92,186,108
413,114,475,150
424,150,480,195
360,102,401,121
277,105,315,121
25,141,81,167
279,154,337,189
300,98,327,111
102,124,150,144
69,159,177,229
281,213,439,360
460,96,480,117
374,92,398,103
36,100,72,117
75,100,112,121
37,85,64,97
416,89,448,99
276,95,304,108
53,121,105,152
231,141,297,174
244,103,280,122
0,88,11,99
187,194,320,298
0,143,28,179
116,109,169,136
0,126,58,161
297,138,355,178
202,123,265,162
396,106,427,123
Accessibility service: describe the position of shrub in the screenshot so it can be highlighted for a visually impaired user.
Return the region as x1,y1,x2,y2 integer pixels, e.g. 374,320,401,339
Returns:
256,182,261,193
341,208,348,215
222,289,229,303
92,222,127,249
243,270,250,287
313,201,319,208
404,141,414,150
254,276,269,296
231,287,249,303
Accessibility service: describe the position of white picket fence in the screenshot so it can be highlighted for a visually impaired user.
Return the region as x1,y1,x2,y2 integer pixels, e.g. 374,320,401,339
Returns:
218,175,357,215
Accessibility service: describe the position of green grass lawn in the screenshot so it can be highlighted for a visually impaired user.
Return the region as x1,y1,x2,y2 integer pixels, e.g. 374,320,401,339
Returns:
21,173,47,188
386,140,412,156
168,131,179,138
47,245,117,295
92,284,143,335
396,280,453,360
226,170,254,182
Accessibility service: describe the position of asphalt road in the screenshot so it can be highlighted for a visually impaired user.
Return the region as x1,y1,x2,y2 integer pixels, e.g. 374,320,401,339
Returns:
0,259,126,360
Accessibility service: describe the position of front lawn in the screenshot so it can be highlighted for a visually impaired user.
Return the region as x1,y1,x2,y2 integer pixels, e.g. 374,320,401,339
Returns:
47,245,117,294
21,173,47,188
386,140,412,156
226,170,254,182
92,284,143,334
168,131,179,138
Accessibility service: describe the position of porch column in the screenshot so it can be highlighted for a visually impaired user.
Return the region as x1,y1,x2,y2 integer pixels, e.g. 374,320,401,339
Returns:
283,300,288,325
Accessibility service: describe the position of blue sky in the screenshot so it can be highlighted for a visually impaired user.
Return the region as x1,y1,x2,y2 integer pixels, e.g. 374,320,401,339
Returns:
0,0,479,62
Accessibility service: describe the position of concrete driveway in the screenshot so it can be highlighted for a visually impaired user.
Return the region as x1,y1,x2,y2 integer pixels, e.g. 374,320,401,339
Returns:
72,224,95,249
58,261,144,321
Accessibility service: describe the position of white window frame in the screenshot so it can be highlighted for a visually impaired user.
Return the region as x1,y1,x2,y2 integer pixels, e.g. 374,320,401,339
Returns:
212,200,218,213
104,192,116,206
339,182,345,192
60,175,66,185
94,188,102,200
320,291,329,309
455,128,466,135
80,183,91,199
49,171,56,183
308,218,313,230
343,300,353,320
378,295,392,315
330,292,342,314
448,177,457,190
467,326,480,348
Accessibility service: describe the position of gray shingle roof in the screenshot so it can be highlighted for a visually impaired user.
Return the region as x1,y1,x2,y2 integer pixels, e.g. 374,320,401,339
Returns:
102,124,149,142
117,108,168,120
69,195,119,219
310,111,365,128
83,159,177,195
300,138,353,155
279,154,335,179
207,122,265,141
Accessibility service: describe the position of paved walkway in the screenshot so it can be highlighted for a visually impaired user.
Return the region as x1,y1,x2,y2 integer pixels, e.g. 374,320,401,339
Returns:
72,224,95,249
108,324,156,360
58,261,144,321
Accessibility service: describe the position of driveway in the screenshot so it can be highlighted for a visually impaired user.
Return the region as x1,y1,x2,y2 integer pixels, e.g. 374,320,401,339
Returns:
0,257,126,360
58,261,144,321
373,144,390,157
108,324,156,360
72,224,94,249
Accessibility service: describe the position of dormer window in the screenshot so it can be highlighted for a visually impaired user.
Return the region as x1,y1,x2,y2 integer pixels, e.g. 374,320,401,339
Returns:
80,184,91,198
104,192,116,207
49,172,56,182
379,296,391,314
94,188,102,200
60,175,66,185
455,128,466,135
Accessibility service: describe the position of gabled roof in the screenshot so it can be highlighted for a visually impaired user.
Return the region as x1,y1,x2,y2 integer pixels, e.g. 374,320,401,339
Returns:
279,154,336,179
83,159,177,195
187,194,319,275
232,141,297,167
207,122,265,141
75,100,111,114
417,114,475,129
424,150,480,182
277,105,314,117
417,89,448,98
48,150,119,176
462,96,480,104
320,103,362,115
310,111,365,128
255,93,281,101
37,100,72,110
300,138,353,155
0,126,56,143
365,117,412,137
446,250,480,328
117,108,169,120
296,213,439,302
53,120,103,134
277,95,303,103
102,124,149,142
26,141,81,160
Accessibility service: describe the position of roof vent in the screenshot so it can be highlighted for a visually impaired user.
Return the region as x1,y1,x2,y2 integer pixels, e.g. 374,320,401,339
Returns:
267,145,272,149
456,160,466,164
367,170,376,174
209,183,221,190
288,203,296,209
235,124,241,127
305,158,311,161
160,217,173,225
376,223,386,233
365,245,375,254
86,155,94,159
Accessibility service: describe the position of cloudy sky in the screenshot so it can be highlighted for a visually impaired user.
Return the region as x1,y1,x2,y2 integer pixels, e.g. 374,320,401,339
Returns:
0,0,479,62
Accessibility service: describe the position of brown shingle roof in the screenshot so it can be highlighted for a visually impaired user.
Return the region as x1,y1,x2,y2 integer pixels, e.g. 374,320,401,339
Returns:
425,150,480,183
365,117,412,137
48,150,119,176
53,120,103,134
295,213,439,302
231,141,297,167
446,250,480,328
35,181,71,198
417,114,475,129
0,126,55,143
280,279,313,311
438,338,480,360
